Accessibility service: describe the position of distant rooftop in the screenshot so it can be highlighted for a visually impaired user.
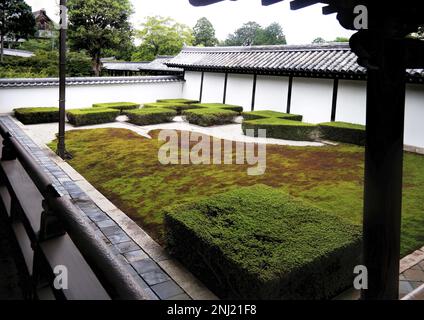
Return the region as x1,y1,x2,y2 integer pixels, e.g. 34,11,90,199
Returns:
3,49,34,58
103,56,183,74
167,43,424,82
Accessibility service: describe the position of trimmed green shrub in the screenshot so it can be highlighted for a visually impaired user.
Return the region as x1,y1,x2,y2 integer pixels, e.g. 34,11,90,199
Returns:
319,122,366,146
14,107,59,124
183,108,238,127
143,102,204,115
156,98,199,105
67,108,120,127
92,102,140,113
191,103,244,114
243,118,319,141
164,185,362,300
126,108,177,126
243,110,303,122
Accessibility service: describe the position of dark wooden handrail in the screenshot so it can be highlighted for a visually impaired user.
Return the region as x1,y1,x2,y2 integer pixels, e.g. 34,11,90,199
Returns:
0,122,147,300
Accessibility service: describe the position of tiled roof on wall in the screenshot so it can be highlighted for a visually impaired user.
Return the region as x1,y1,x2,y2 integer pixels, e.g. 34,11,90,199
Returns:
0,76,184,88
167,43,424,82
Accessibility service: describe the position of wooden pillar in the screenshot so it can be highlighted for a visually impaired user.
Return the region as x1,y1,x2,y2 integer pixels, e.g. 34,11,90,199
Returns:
199,71,204,103
223,73,228,104
286,76,293,114
331,79,339,122
251,74,257,111
362,37,406,300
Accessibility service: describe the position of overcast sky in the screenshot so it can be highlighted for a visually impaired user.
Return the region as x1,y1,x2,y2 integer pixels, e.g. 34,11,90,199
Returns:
26,0,354,44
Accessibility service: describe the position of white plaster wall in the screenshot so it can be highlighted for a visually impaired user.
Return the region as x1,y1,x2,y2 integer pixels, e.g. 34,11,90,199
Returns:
405,84,424,149
182,71,202,101
336,80,367,125
225,74,254,109
202,72,225,103
0,81,184,113
254,76,289,112
291,77,334,123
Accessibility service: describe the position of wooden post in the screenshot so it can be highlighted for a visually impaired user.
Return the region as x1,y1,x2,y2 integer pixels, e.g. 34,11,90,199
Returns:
331,79,339,122
223,72,228,104
362,37,406,300
286,76,293,114
199,71,204,102
251,74,257,111
57,0,67,159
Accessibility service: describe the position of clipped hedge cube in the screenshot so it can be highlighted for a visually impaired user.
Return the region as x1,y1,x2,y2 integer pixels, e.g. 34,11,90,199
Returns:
156,98,199,105
243,118,319,141
319,122,366,146
14,107,59,124
243,110,303,122
164,185,362,300
67,108,120,127
183,108,238,127
191,103,244,114
143,102,203,115
92,102,140,113
126,108,177,126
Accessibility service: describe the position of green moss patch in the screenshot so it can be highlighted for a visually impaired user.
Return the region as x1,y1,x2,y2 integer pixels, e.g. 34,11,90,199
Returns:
126,108,177,126
243,118,319,141
243,110,303,122
67,108,120,127
183,108,238,127
156,98,199,105
92,102,140,113
49,128,424,258
14,107,59,124
164,185,362,299
191,103,244,114
319,122,366,146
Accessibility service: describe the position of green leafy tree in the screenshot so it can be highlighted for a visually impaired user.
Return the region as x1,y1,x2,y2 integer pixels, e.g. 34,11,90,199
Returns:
312,37,326,44
333,37,349,42
225,21,286,46
256,22,287,45
0,0,36,62
68,0,134,76
225,21,261,46
133,16,193,61
193,17,217,47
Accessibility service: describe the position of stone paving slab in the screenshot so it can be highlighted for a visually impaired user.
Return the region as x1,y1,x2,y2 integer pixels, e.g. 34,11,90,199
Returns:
0,116,216,301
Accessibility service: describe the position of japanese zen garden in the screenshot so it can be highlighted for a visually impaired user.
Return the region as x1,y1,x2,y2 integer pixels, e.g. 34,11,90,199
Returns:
0,0,423,304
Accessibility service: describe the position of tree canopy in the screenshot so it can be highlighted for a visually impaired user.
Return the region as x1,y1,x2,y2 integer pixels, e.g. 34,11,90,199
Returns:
224,21,286,46
0,0,35,62
68,0,134,76
193,17,217,47
133,16,193,61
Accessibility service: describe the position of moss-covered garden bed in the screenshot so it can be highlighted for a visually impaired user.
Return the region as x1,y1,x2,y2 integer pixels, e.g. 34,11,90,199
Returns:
92,102,140,113
164,185,362,300
243,118,319,141
243,110,303,122
66,108,120,127
14,107,59,124
126,108,177,126
183,108,239,127
319,122,366,146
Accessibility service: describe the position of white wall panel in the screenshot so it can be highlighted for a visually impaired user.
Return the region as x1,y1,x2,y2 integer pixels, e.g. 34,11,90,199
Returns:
202,72,225,103
0,81,184,113
290,77,334,123
254,76,289,112
405,84,424,149
225,74,254,110
336,80,367,125
182,71,202,101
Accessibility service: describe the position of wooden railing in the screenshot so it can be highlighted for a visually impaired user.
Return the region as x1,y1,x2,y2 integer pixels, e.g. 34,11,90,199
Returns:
0,123,146,300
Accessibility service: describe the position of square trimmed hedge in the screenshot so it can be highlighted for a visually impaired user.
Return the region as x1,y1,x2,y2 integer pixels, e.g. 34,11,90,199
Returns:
183,108,238,127
14,107,59,124
92,102,140,113
156,98,199,105
243,110,303,122
143,102,204,115
67,108,120,127
243,118,319,141
191,103,244,114
164,185,362,300
319,122,366,146
126,108,177,126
